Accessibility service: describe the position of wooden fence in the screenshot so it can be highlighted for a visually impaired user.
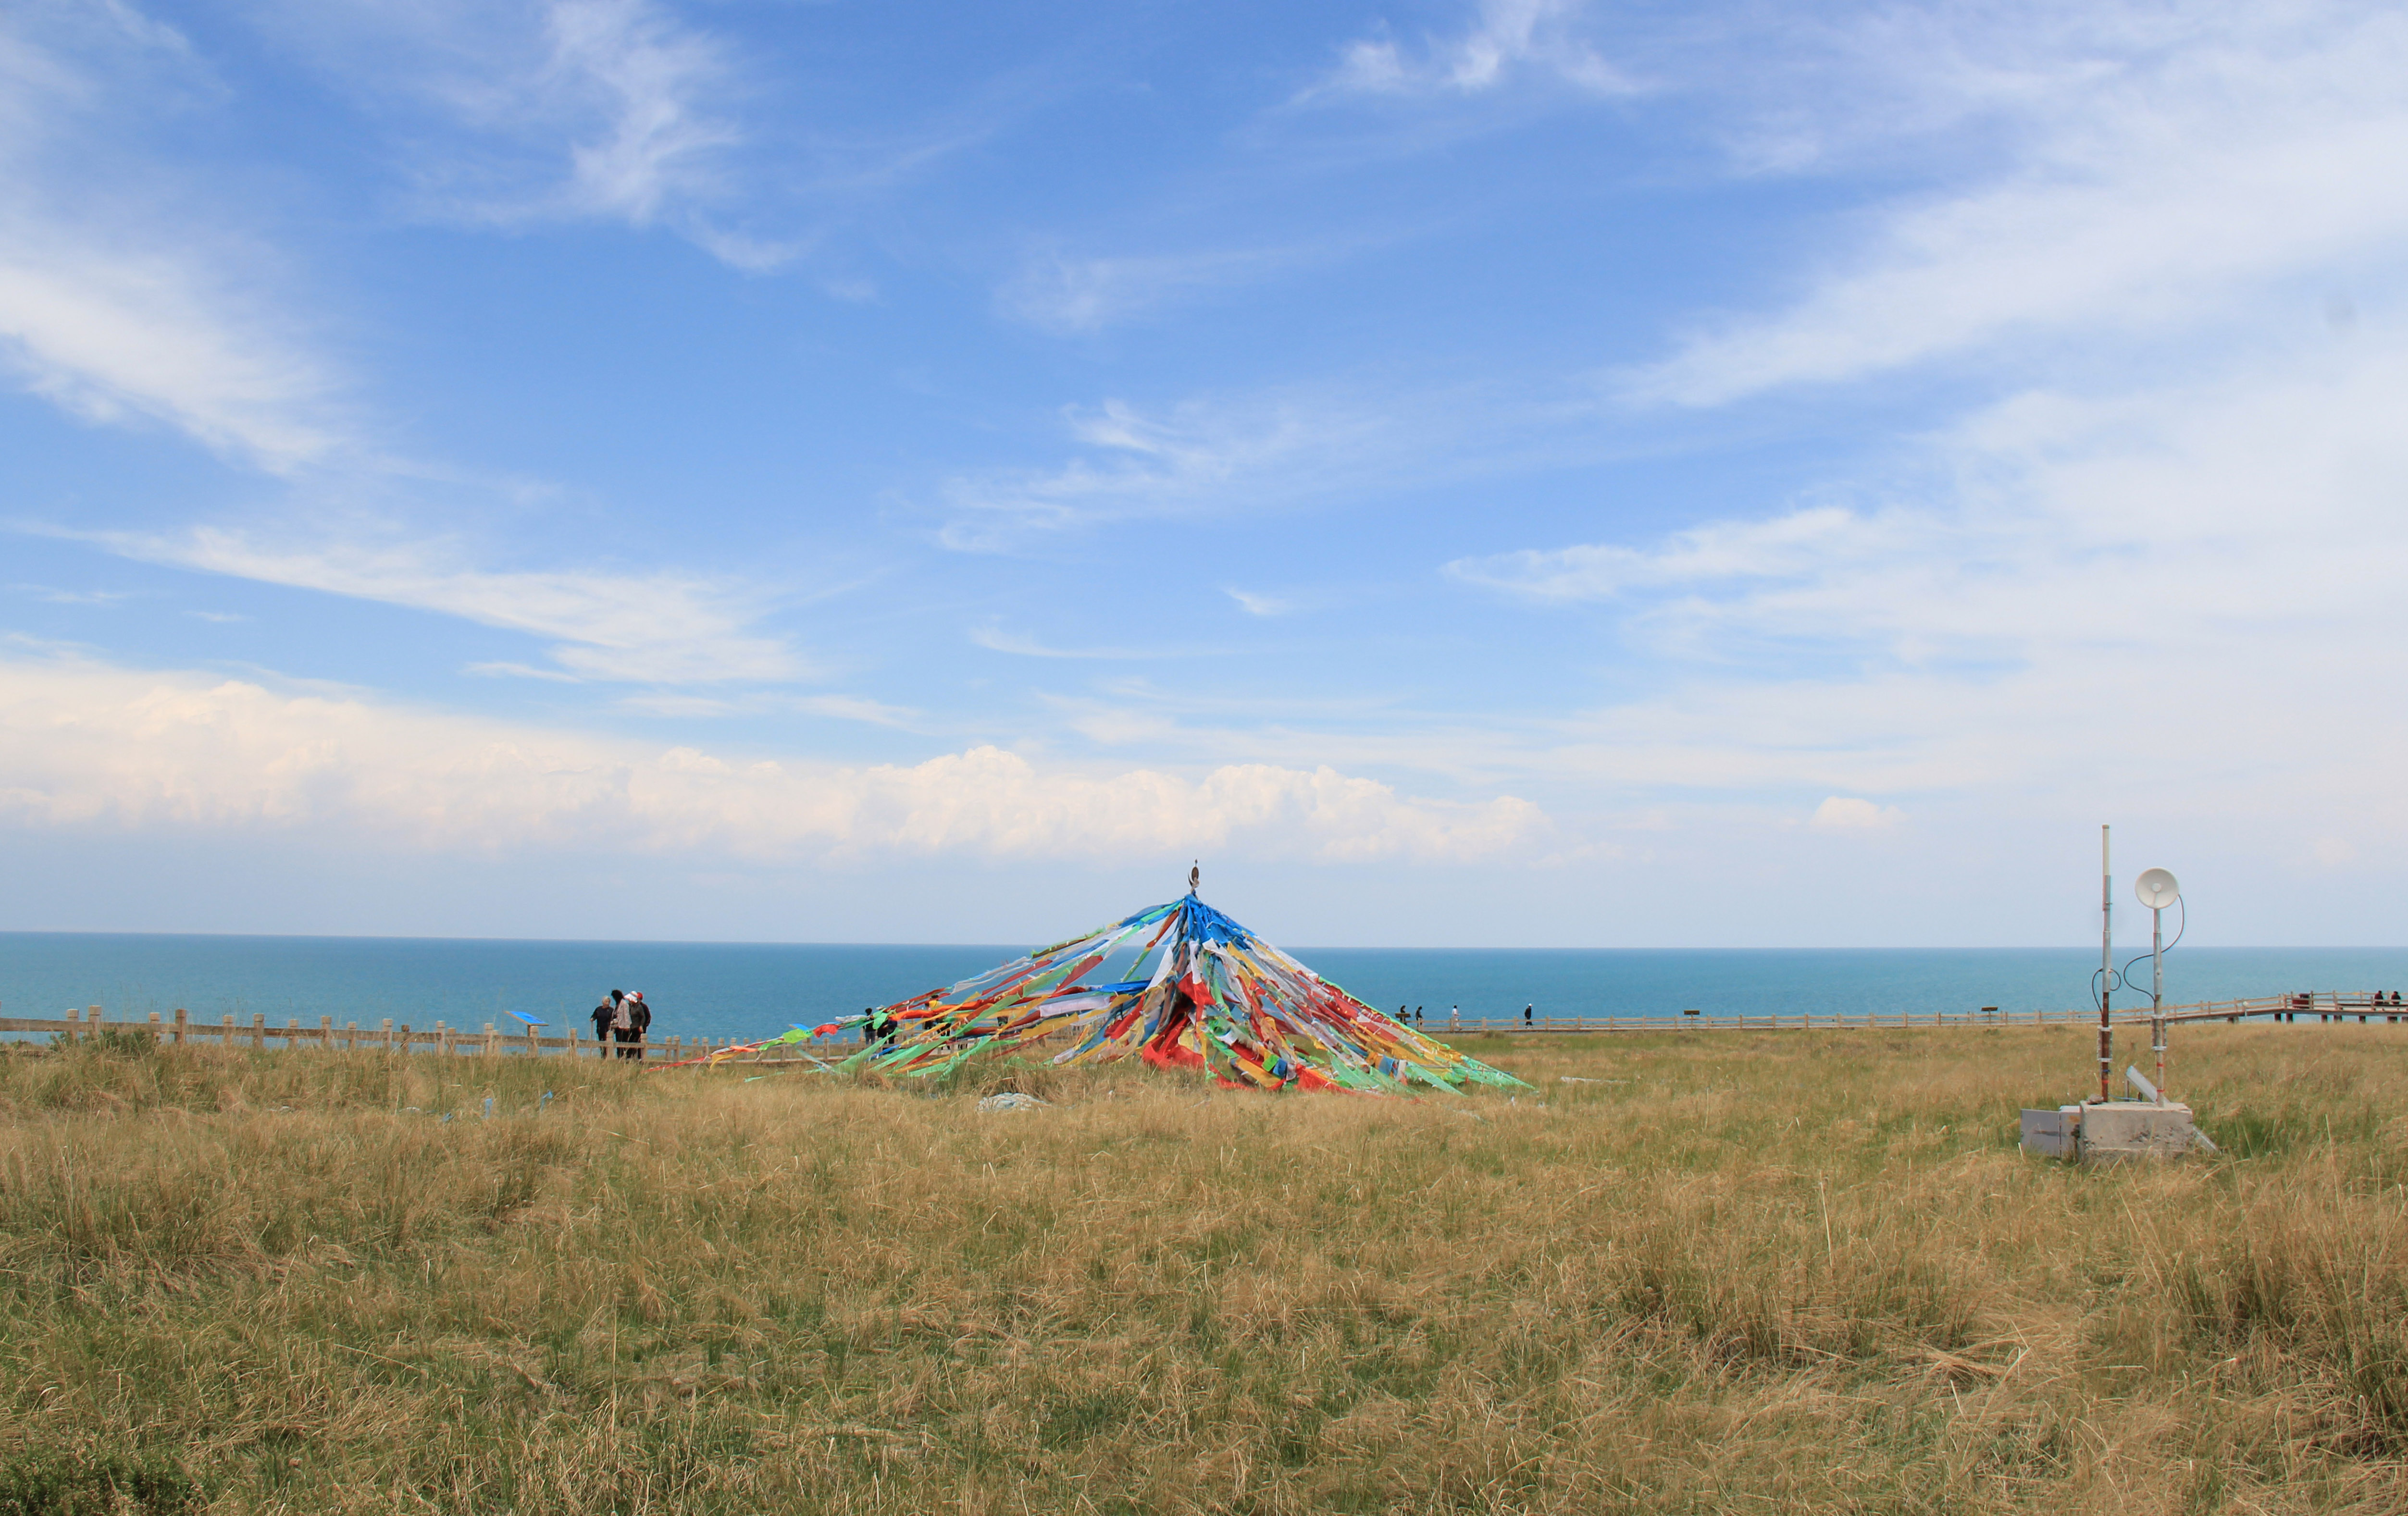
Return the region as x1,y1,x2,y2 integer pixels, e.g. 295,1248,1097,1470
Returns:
0,1005,807,1061
2,991,2399,1060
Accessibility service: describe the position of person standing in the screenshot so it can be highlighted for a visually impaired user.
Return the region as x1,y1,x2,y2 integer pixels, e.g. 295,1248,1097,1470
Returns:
1449,1004,1460,1032
620,991,651,1060
1524,1003,1534,1029
592,990,623,1058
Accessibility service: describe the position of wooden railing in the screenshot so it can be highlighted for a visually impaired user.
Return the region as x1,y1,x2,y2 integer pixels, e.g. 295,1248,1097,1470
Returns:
3,992,2396,1057
1410,991,2408,1035
0,1005,860,1060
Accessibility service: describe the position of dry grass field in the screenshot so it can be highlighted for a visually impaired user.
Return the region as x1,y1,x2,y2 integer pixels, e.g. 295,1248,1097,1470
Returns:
3,1023,2408,1514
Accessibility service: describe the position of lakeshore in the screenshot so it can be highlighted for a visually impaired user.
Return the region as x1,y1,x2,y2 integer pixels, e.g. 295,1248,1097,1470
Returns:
4,1025,2406,1513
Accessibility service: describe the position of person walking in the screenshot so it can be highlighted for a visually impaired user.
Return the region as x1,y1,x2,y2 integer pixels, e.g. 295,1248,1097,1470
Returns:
1449,1004,1460,1032
1524,1003,1534,1029
592,990,623,1058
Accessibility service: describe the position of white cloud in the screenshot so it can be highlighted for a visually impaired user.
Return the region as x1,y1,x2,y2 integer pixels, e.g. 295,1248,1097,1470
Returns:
0,9,349,470
1316,0,1638,99
0,652,1550,864
999,246,1318,335
935,393,1407,550
251,0,771,268
541,0,737,226
1625,2,2408,405
1446,506,1904,600
98,528,802,685
1811,796,1902,830
968,623,1206,661
1443,332,2408,850
1224,588,1290,617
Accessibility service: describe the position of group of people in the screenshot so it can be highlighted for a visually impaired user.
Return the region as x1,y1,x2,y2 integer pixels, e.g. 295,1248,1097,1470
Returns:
1393,1003,1539,1030
590,988,652,1059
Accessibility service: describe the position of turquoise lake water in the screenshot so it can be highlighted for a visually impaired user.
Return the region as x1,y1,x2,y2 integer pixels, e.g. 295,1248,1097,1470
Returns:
7,933,2408,1044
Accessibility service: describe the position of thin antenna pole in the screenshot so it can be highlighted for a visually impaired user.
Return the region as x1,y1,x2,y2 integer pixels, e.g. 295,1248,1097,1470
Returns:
2153,901,2167,1104
2099,825,2113,1103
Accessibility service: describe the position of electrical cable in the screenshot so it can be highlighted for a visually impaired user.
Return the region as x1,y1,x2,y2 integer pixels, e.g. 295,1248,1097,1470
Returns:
2117,895,2187,1004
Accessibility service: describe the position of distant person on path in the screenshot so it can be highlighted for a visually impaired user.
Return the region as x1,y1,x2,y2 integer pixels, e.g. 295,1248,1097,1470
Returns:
1524,1003,1533,1028
1414,1006,1424,1027
592,990,623,1057
1450,1004,1460,1032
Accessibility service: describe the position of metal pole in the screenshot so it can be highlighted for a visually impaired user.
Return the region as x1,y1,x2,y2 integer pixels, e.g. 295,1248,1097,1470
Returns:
2151,904,2164,1012
2152,901,2166,1102
2099,824,2113,1103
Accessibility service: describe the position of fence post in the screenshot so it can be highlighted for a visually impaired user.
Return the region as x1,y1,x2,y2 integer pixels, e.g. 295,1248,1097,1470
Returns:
526,1021,540,1057
382,1017,394,1051
483,1023,498,1058
438,1023,452,1058
285,1017,298,1048
319,1016,333,1048
148,1010,161,1044
172,1007,186,1045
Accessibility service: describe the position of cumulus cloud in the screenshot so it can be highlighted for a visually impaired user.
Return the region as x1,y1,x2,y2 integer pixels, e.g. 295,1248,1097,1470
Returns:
1811,796,1902,830
0,653,1549,864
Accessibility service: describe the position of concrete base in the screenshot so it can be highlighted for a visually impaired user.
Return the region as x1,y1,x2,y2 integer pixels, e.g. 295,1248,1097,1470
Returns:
2019,1101,2207,1162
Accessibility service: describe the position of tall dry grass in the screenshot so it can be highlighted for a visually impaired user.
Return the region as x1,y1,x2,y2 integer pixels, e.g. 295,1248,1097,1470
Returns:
1,1024,2405,1513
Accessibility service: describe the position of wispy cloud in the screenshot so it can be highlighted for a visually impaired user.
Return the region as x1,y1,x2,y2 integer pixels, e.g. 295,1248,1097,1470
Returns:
257,0,781,270
0,8,350,470
935,391,1426,551
1442,330,2408,844
969,623,1204,662
1623,3,2408,405
0,650,1550,864
999,245,1324,335
1445,506,1911,601
612,691,921,727
1313,0,1639,99
541,0,737,225
10,584,135,607
95,528,803,685
1224,588,1291,617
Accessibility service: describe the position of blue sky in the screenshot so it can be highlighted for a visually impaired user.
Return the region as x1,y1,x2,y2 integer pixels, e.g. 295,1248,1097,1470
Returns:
5,0,2406,947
